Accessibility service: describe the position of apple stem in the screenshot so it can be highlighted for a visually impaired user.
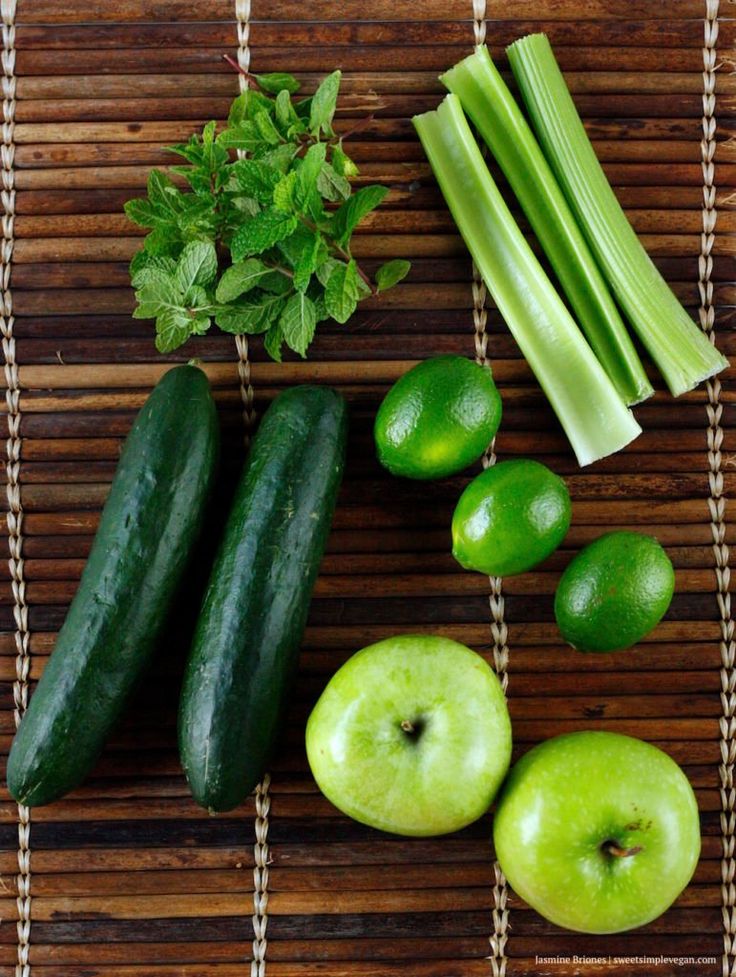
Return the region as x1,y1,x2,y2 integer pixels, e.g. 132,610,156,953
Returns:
400,720,415,734
602,841,643,858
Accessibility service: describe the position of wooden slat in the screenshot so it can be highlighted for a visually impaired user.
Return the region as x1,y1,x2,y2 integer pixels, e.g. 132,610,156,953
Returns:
1,1,731,974
15,71,736,100
14,21,733,51
13,46,715,76
15,1,716,24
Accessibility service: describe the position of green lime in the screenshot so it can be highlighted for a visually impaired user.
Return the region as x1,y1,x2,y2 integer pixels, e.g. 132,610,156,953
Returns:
554,531,674,653
374,355,501,480
452,459,571,577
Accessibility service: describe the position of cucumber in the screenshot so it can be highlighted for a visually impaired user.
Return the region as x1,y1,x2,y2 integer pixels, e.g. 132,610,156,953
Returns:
178,384,347,812
7,365,219,807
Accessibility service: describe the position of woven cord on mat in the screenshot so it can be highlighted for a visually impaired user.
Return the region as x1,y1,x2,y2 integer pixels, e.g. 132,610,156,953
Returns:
699,2,736,973
234,0,257,439
469,3,510,975
233,3,271,976
0,2,30,975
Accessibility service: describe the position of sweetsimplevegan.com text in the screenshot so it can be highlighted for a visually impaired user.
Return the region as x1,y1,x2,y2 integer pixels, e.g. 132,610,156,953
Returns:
536,956,718,967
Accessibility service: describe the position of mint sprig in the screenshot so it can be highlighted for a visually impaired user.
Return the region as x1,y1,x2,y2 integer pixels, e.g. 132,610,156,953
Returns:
125,68,410,359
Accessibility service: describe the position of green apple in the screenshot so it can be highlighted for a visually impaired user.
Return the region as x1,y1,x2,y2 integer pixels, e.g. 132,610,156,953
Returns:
306,634,512,836
493,731,700,933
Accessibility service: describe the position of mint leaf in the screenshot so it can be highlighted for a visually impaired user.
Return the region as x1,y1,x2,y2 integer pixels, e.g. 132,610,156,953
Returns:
273,170,298,212
199,120,229,175
185,284,211,311
175,240,218,293
125,198,161,228
126,177,187,234
274,89,297,131
255,72,300,95
147,170,181,208
229,158,281,202
331,185,388,246
125,70,406,359
228,89,273,126
316,256,342,287
293,233,326,293
231,209,298,260
167,133,206,166
264,322,284,362
276,224,316,266
215,291,285,334
258,143,297,173
215,258,270,303
217,121,261,152
155,308,195,353
227,91,248,126
375,258,411,292
331,143,359,178
130,252,176,286
313,292,329,322
324,259,361,324
254,109,282,146
259,270,293,294
280,292,316,357
317,162,351,202
133,273,183,319
295,142,327,208
143,226,181,257
309,69,341,137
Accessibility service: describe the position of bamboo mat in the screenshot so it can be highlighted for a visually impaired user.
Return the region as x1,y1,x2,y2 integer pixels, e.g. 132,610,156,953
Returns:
0,0,733,974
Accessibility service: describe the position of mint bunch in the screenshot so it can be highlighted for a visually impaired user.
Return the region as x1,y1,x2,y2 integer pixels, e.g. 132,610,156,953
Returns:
125,69,410,359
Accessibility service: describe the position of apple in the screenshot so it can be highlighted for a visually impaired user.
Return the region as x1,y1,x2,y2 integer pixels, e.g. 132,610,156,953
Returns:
306,634,512,836
493,731,701,933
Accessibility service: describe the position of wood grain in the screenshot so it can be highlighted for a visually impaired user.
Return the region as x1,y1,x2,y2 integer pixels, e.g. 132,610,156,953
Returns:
0,1,732,976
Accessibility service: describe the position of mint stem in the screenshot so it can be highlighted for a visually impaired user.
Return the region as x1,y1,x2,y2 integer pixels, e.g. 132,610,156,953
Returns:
298,213,377,295
222,54,262,91
264,261,294,279
339,113,376,142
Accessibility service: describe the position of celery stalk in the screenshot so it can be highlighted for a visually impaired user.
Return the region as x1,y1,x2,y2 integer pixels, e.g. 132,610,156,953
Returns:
507,33,728,397
413,95,641,467
441,46,653,406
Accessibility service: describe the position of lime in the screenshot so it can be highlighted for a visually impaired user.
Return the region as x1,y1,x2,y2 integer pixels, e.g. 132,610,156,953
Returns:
374,355,501,479
554,531,674,653
452,459,571,577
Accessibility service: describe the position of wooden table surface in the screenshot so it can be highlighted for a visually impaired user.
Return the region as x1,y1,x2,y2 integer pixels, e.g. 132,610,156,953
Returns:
0,1,733,975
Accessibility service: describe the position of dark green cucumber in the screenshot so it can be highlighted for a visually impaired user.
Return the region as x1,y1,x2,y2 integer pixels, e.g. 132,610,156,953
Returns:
7,365,219,807
178,384,347,812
